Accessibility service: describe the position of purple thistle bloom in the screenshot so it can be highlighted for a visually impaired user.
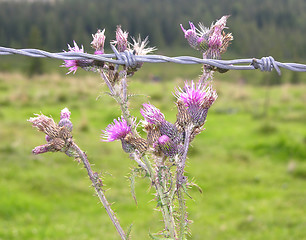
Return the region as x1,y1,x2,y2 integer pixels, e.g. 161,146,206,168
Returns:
176,80,208,108
62,41,84,74
180,22,204,51
101,117,132,142
175,81,218,126
140,103,165,125
180,21,197,38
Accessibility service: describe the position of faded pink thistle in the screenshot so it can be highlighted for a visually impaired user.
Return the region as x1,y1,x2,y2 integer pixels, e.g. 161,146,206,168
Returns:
130,36,156,56
206,15,232,59
62,41,84,74
112,25,129,52
91,29,106,54
60,107,71,120
101,117,132,142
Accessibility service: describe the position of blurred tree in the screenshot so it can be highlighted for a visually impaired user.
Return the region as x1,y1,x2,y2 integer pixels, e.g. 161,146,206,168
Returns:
0,0,306,59
27,26,44,77
290,71,301,85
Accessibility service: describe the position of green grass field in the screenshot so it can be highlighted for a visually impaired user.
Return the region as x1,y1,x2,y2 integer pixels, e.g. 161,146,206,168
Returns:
0,63,305,239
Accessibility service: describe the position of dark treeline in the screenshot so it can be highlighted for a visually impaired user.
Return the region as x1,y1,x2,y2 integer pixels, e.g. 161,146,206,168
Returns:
0,0,305,59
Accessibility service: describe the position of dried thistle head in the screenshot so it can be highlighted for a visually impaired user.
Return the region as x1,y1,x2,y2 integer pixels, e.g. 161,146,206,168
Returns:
28,114,60,139
28,108,74,155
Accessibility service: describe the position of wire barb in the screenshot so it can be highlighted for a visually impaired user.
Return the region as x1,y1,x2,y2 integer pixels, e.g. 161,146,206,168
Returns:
252,56,281,75
0,46,306,74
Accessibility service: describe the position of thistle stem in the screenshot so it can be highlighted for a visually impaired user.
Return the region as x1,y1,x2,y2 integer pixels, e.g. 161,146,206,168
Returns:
142,155,177,239
175,124,194,239
177,124,193,186
177,188,187,240
100,70,138,137
71,142,126,240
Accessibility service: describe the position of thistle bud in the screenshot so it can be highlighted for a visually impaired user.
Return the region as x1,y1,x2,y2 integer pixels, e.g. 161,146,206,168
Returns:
175,99,191,128
160,121,181,144
157,135,178,157
143,122,161,147
59,107,73,132
124,133,148,154
120,139,135,153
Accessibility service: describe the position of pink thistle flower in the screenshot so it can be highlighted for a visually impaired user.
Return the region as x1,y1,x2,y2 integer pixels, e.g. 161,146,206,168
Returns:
112,25,129,52
176,81,208,108
91,29,106,54
181,15,233,59
62,41,84,74
101,117,132,142
180,22,205,51
175,81,218,126
140,103,165,126
205,15,232,59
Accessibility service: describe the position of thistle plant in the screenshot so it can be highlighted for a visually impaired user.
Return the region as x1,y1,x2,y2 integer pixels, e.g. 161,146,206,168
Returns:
29,17,231,239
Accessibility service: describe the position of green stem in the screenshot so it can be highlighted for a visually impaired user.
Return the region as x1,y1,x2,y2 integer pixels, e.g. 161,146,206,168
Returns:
176,124,193,239
142,155,177,239
71,142,126,240
177,188,187,240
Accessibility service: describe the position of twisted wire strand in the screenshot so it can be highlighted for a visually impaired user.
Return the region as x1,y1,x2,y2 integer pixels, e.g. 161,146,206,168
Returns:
1,46,306,75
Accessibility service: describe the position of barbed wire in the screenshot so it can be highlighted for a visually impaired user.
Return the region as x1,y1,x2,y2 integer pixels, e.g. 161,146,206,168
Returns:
1,45,306,75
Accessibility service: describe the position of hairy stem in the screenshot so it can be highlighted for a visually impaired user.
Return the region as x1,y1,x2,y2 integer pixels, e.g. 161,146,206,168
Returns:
100,69,176,237
175,124,194,239
142,155,177,239
177,188,187,240
177,124,193,186
100,70,138,137
71,142,126,240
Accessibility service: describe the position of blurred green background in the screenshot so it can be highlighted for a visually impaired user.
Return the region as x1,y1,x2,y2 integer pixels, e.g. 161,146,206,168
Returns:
0,0,306,239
